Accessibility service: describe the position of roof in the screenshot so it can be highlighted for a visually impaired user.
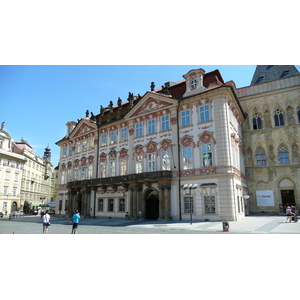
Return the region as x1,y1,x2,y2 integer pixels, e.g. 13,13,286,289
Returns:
250,65,299,85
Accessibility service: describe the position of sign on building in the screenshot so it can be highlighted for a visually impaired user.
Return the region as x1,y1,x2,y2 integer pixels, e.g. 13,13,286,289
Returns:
256,190,274,206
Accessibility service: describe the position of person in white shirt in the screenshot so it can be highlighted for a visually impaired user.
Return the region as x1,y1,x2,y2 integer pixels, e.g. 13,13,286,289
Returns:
42,211,51,234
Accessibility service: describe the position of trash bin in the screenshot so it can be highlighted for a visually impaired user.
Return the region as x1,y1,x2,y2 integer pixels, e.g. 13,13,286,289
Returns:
222,221,230,232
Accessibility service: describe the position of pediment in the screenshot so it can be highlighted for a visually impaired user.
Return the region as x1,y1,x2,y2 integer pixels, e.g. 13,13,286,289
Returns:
69,119,97,139
126,92,177,119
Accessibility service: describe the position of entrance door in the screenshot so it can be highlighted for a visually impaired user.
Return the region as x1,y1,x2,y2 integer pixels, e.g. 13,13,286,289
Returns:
281,190,295,206
146,196,159,220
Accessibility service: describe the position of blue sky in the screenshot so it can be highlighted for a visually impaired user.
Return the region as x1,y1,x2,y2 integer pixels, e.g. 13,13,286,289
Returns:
1,65,299,166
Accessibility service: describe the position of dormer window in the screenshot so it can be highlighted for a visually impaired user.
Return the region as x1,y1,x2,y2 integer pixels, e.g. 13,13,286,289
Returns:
190,79,198,90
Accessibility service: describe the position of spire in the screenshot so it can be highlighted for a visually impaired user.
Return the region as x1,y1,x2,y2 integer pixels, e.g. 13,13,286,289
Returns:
250,65,299,85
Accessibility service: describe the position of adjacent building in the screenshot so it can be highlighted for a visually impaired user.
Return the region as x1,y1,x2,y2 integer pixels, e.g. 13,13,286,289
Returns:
56,68,247,221
0,122,54,214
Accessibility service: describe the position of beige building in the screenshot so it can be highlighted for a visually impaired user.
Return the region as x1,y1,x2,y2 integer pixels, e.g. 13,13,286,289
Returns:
0,122,26,214
56,68,247,221
237,65,300,214
0,122,54,214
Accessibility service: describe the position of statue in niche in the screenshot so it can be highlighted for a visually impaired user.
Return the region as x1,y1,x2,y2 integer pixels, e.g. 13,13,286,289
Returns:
268,146,275,165
287,106,295,125
264,110,271,128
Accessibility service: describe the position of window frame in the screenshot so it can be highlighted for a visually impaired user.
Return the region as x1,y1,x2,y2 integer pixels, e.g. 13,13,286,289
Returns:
199,104,210,123
135,122,143,138
182,147,193,170
181,110,191,127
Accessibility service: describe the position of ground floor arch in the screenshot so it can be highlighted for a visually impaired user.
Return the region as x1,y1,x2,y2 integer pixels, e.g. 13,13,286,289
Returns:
145,191,159,220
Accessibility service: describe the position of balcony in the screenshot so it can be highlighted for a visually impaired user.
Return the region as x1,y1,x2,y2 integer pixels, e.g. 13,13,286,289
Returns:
67,170,172,188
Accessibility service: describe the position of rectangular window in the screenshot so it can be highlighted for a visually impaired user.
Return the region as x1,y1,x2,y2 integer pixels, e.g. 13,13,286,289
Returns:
181,110,190,127
183,148,193,170
100,162,106,178
88,165,93,179
13,187,17,196
121,128,127,141
75,142,80,153
200,105,210,122
120,159,127,176
148,119,156,135
202,144,212,167
135,123,143,137
161,115,170,131
110,131,117,144
67,169,72,182
108,199,114,212
162,151,171,170
184,196,194,213
148,153,156,172
14,173,19,182
110,161,116,176
63,147,67,157
101,134,107,146
80,166,86,180
69,145,73,156
119,198,125,212
98,199,104,211
89,139,94,149
204,196,215,214
74,168,79,180
82,140,87,151
135,155,143,173
5,171,10,180
4,186,8,195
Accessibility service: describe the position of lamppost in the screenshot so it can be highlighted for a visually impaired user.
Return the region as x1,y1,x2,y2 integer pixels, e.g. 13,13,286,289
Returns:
40,197,45,213
182,183,198,225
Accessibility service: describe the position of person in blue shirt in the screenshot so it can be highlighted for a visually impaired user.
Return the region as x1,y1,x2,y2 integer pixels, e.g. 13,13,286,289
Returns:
71,210,81,234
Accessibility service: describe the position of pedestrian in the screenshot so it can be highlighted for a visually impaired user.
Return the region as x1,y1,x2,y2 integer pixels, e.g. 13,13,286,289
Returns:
125,212,129,221
42,210,51,234
71,210,80,234
286,206,293,223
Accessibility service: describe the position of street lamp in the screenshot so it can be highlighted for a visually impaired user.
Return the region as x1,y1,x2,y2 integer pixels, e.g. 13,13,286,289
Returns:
40,197,45,212
182,183,198,225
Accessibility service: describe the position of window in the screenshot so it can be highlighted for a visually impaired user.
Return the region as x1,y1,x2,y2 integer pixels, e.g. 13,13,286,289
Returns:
82,141,87,151
121,128,127,141
67,169,72,182
199,105,210,123
148,154,156,172
204,196,215,214
184,197,194,213
278,144,289,164
162,151,171,170
69,145,73,156
274,108,284,126
89,139,94,149
256,147,266,165
110,131,117,144
74,168,79,180
109,161,116,176
63,147,67,157
135,155,143,173
88,165,93,179
119,198,125,212
5,171,10,180
280,70,289,78
75,142,80,153
108,199,114,212
13,187,17,196
252,112,262,130
148,119,156,135
202,144,212,167
135,122,143,137
101,134,107,146
4,186,8,195
14,173,19,182
183,147,193,170
60,171,65,184
161,115,169,131
120,159,127,176
98,199,104,211
80,166,86,180
99,162,106,178
181,110,190,127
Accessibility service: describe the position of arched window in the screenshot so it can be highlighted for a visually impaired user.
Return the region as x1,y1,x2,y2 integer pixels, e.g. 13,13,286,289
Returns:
252,112,262,130
297,106,300,123
274,108,284,126
278,144,289,164
255,147,266,165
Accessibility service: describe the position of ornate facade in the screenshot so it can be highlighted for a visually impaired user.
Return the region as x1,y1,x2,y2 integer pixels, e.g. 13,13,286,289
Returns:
56,68,247,221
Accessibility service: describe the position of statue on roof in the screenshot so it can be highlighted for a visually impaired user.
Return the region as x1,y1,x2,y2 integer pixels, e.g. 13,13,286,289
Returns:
150,82,155,91
100,105,104,116
118,97,122,109
109,101,113,112
85,110,89,118
128,92,134,107
1,121,4,130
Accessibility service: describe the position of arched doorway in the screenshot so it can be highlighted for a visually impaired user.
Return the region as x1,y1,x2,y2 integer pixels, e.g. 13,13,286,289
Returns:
11,202,17,212
145,190,159,220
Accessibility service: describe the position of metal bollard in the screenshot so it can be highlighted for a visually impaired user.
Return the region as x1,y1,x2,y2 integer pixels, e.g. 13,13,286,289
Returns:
222,221,230,232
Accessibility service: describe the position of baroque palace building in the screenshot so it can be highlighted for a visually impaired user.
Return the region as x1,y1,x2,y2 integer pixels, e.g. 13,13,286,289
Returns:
0,122,54,214
56,68,247,221
56,66,300,221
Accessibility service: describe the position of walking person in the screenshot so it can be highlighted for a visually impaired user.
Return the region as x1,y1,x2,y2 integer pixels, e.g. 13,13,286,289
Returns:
125,212,129,221
42,210,51,234
71,210,80,234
